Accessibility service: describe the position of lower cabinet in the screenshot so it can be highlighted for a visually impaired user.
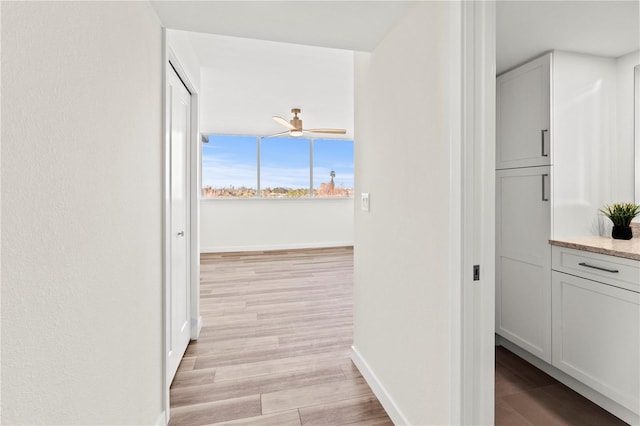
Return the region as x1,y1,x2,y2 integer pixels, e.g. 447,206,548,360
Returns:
551,271,640,414
496,166,552,362
499,244,640,420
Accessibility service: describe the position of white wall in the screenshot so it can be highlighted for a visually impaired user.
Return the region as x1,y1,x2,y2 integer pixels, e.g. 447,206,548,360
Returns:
1,2,163,424
552,52,618,238
201,199,353,252
192,35,355,252
353,3,456,424
552,50,640,238
614,50,639,203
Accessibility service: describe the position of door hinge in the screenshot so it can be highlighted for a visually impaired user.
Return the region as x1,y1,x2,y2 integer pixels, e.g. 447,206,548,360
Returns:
473,265,480,281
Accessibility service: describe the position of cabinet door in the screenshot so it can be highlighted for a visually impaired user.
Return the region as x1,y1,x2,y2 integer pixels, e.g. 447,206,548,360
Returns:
496,166,552,362
552,271,639,414
497,53,551,169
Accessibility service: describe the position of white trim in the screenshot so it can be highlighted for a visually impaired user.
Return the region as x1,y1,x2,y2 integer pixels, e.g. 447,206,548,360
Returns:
162,38,201,422
200,197,355,202
154,410,167,426
498,337,639,425
458,2,496,425
168,48,201,339
166,48,202,341
200,241,354,254
192,315,203,341
160,28,170,425
351,346,410,426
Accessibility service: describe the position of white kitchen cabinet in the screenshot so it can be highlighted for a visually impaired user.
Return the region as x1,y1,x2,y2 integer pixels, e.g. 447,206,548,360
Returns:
496,53,551,170
497,51,616,237
496,51,618,364
496,166,552,362
552,246,640,293
551,249,639,416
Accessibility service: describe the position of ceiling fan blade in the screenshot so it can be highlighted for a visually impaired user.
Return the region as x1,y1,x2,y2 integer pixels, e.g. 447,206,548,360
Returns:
305,128,347,134
263,130,291,138
272,116,296,130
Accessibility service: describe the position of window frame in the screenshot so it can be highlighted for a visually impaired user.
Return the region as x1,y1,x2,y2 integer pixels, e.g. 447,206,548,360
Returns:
201,133,354,200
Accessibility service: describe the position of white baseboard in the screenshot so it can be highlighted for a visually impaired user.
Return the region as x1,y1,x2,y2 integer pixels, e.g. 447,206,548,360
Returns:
497,336,639,425
200,241,354,254
191,315,203,340
351,345,409,425
154,410,167,426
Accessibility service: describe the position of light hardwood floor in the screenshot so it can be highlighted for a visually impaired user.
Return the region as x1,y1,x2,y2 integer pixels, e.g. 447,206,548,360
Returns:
169,246,392,426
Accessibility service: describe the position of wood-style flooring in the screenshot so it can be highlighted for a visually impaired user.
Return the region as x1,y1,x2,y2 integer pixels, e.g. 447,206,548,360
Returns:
169,246,628,426
169,246,392,426
495,345,628,426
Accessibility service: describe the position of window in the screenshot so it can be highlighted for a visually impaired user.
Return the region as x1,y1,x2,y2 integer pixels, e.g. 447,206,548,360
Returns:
201,134,354,199
313,139,354,198
201,135,257,198
261,137,310,198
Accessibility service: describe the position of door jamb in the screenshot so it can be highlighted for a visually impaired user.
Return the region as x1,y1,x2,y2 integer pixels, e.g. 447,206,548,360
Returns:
161,29,201,424
452,2,496,424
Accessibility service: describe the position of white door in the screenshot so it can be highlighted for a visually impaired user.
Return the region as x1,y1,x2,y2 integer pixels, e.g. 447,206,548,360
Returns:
496,166,552,362
167,65,191,382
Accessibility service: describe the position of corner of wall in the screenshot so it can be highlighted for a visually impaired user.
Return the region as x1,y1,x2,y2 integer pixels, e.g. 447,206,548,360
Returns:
350,346,410,426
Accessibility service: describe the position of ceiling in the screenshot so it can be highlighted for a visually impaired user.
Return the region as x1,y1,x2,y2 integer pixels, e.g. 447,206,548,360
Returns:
151,1,414,52
152,1,639,73
154,1,638,135
497,0,639,74
188,32,355,136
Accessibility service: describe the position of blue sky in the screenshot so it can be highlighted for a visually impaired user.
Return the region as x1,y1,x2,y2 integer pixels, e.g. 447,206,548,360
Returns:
202,135,354,190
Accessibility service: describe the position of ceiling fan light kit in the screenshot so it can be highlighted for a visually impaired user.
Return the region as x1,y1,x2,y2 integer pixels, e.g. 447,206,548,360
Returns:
270,108,346,137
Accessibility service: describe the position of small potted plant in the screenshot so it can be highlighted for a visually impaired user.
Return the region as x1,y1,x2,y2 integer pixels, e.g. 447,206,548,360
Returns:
600,203,640,240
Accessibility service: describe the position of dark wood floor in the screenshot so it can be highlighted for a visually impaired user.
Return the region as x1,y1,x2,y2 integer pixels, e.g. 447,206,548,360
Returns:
168,247,392,426
495,345,628,426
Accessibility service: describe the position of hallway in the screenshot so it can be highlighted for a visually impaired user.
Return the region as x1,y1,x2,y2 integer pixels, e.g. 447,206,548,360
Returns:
168,247,391,425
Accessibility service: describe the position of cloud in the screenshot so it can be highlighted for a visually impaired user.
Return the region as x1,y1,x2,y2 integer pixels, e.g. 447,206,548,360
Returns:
202,156,256,188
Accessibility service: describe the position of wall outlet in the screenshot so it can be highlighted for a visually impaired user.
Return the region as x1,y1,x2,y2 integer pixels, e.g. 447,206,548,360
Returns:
361,192,370,212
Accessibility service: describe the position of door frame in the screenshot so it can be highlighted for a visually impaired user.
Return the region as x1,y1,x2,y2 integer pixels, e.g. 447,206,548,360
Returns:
157,8,495,422
453,1,496,424
161,29,201,423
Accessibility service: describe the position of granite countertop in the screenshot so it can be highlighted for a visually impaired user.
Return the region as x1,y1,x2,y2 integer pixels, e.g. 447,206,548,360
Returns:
549,235,640,261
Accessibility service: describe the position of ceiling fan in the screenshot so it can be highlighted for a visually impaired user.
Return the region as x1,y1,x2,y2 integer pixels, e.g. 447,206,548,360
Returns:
270,108,346,137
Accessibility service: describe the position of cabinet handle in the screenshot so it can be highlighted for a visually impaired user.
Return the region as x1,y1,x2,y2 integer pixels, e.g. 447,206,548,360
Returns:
578,262,619,273
541,129,549,157
541,174,549,201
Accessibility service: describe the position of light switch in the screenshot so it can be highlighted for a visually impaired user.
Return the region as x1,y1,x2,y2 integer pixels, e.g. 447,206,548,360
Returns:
361,192,370,212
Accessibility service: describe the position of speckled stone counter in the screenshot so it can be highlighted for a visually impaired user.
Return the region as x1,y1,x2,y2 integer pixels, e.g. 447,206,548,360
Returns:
549,235,640,261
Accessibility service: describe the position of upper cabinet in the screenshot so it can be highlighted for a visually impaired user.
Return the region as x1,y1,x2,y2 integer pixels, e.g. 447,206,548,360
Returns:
496,50,619,238
497,53,551,170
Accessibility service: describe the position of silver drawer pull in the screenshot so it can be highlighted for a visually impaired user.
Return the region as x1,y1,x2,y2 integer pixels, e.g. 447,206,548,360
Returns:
578,262,619,273
541,129,549,157
541,174,549,201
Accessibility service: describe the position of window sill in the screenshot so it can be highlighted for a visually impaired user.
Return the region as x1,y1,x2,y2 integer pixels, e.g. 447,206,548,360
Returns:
200,196,354,201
